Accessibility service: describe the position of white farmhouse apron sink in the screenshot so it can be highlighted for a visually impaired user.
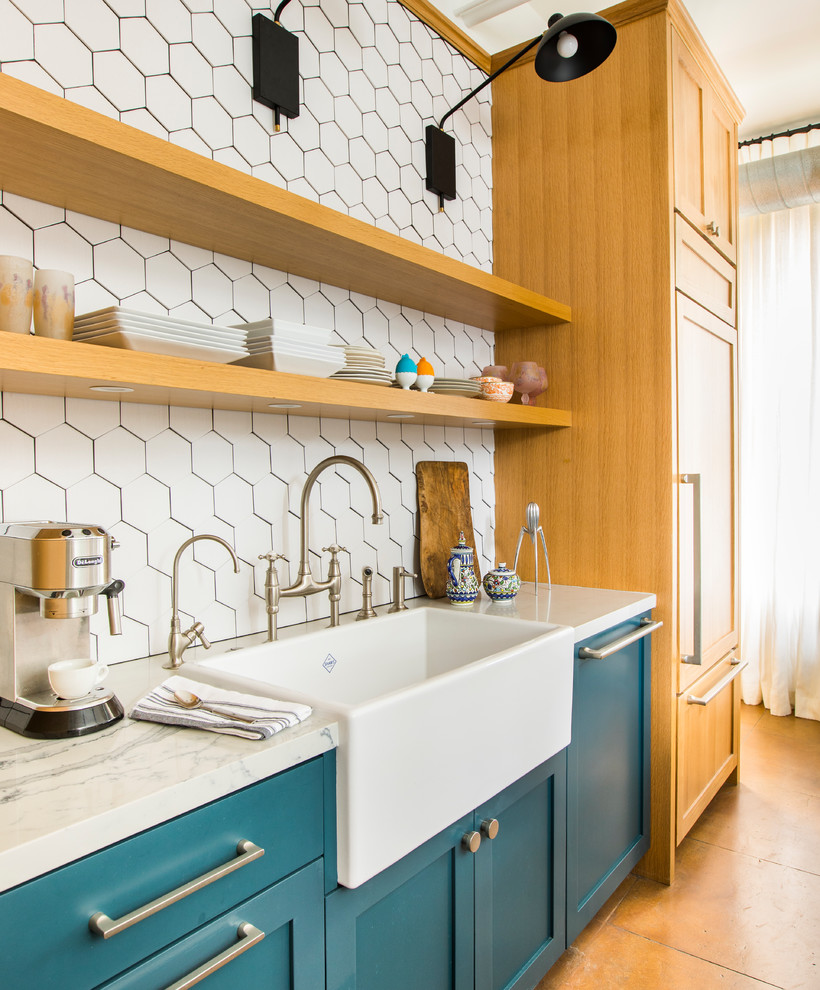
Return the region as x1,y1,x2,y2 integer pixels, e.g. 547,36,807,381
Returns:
192,607,574,888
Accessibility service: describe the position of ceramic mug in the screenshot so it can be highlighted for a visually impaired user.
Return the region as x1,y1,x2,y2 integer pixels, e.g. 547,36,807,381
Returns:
47,658,108,700
0,255,34,334
33,269,75,340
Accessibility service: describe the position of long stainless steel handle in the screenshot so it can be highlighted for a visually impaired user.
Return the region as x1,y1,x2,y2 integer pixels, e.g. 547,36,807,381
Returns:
578,618,663,660
89,840,264,939
164,922,265,990
687,659,748,706
680,473,703,665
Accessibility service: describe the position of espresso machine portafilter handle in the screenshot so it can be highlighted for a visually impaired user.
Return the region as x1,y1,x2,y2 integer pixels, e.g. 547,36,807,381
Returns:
102,580,125,636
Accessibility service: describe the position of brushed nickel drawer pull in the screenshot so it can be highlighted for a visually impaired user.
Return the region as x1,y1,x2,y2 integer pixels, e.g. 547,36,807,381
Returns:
578,618,663,660
89,839,264,939
687,659,748,706
164,922,265,990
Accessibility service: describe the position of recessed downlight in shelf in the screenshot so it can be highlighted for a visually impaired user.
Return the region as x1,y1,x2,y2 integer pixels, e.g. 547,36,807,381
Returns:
89,385,135,393
268,402,302,409
387,414,415,420
471,421,495,426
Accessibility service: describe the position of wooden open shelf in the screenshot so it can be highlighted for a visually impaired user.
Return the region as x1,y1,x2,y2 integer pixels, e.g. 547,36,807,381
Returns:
0,336,571,430
0,75,570,334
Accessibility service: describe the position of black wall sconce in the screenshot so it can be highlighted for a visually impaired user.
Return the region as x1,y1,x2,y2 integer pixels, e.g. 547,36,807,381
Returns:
252,3,299,132
425,11,617,209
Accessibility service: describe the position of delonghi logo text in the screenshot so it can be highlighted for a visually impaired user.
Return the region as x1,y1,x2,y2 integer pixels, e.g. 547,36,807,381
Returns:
73,555,104,567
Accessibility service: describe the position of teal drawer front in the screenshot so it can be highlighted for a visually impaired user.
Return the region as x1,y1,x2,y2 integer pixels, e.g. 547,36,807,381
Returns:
97,860,325,990
0,757,324,990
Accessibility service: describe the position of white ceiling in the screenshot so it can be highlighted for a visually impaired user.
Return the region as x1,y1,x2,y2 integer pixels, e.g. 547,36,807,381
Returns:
429,0,820,140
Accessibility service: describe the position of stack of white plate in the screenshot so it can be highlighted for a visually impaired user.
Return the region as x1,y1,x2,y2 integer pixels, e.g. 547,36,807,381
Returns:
73,307,248,363
329,344,393,387
230,319,343,376
428,377,483,398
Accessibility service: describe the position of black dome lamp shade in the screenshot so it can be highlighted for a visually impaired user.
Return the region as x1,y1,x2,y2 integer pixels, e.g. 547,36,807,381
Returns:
425,11,617,207
534,11,618,82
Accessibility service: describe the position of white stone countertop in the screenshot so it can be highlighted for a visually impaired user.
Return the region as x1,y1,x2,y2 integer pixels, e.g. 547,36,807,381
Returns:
0,648,338,895
415,582,656,641
0,582,655,895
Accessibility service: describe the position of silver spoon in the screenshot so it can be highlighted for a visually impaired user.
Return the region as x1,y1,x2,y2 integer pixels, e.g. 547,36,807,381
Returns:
173,689,257,724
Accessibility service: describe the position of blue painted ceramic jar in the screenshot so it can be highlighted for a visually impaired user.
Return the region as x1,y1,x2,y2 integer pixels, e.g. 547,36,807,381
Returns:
482,562,521,604
446,531,480,607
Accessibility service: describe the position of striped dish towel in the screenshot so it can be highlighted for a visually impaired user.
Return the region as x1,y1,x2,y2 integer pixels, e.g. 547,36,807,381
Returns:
129,674,312,741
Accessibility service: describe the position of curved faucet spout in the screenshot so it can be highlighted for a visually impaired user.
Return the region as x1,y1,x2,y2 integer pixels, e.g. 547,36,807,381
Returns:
165,534,240,669
171,534,240,614
285,456,383,595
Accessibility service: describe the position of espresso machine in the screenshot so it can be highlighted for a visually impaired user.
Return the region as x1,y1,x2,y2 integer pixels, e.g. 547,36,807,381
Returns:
0,522,125,739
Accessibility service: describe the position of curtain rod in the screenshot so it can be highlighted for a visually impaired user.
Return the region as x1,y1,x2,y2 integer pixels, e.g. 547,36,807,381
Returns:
739,122,820,149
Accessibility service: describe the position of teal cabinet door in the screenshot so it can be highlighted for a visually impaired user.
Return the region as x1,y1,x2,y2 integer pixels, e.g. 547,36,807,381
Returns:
566,614,652,944
97,859,325,990
326,813,476,990
474,753,567,990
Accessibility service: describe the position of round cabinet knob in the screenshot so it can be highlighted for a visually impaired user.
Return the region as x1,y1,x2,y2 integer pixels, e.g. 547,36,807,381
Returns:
462,830,482,854
480,818,499,840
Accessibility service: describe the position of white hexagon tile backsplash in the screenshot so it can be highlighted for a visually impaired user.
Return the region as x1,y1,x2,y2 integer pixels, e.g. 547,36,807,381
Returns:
0,0,498,664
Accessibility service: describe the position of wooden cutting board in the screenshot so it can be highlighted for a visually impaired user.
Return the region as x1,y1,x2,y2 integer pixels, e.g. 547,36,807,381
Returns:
417,460,480,599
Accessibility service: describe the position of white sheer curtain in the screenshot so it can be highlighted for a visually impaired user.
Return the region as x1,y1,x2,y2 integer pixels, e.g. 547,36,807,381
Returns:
739,129,820,719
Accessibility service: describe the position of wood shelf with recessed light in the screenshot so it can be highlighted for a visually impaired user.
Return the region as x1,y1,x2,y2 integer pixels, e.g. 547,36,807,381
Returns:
0,74,570,334
0,335,571,430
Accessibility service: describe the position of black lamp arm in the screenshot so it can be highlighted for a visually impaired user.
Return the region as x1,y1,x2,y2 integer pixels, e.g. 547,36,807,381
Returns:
273,0,293,23
438,34,542,131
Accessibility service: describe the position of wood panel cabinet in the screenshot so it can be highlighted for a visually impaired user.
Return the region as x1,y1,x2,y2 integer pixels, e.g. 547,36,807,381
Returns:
677,651,742,839
675,214,736,324
672,28,739,263
491,0,743,884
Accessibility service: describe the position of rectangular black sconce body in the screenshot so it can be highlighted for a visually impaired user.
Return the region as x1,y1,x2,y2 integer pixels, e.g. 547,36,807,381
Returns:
425,125,457,201
252,13,299,121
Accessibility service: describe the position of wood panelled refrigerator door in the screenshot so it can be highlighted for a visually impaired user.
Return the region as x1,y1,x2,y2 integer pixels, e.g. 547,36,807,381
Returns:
676,294,738,695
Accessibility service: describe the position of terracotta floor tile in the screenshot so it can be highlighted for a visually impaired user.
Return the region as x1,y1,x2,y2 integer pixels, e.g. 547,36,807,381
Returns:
741,730,820,797
741,702,766,735
690,778,820,876
753,710,820,744
534,925,777,989
609,839,820,989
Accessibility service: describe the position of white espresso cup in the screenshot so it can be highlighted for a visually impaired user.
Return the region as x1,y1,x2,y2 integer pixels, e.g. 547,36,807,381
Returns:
47,659,109,700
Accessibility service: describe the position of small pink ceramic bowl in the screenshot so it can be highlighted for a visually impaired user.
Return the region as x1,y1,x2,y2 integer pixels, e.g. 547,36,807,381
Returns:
479,379,514,402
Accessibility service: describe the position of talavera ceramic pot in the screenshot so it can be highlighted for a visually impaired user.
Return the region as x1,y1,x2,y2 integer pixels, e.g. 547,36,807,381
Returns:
482,563,521,603
446,531,480,607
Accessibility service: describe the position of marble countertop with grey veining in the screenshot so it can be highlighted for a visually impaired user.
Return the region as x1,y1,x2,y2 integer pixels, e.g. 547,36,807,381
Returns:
0,583,655,894
0,648,338,895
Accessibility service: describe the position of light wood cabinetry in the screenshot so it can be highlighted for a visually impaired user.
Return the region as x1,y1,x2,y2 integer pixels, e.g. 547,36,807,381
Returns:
671,29,739,263
0,73,573,432
675,214,736,324
677,652,742,839
491,0,742,883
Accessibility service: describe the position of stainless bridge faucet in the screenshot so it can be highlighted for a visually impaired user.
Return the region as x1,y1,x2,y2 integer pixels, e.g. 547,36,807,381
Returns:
279,456,383,626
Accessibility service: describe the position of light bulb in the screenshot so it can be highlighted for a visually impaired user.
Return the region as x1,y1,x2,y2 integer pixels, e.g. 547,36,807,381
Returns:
556,30,578,59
